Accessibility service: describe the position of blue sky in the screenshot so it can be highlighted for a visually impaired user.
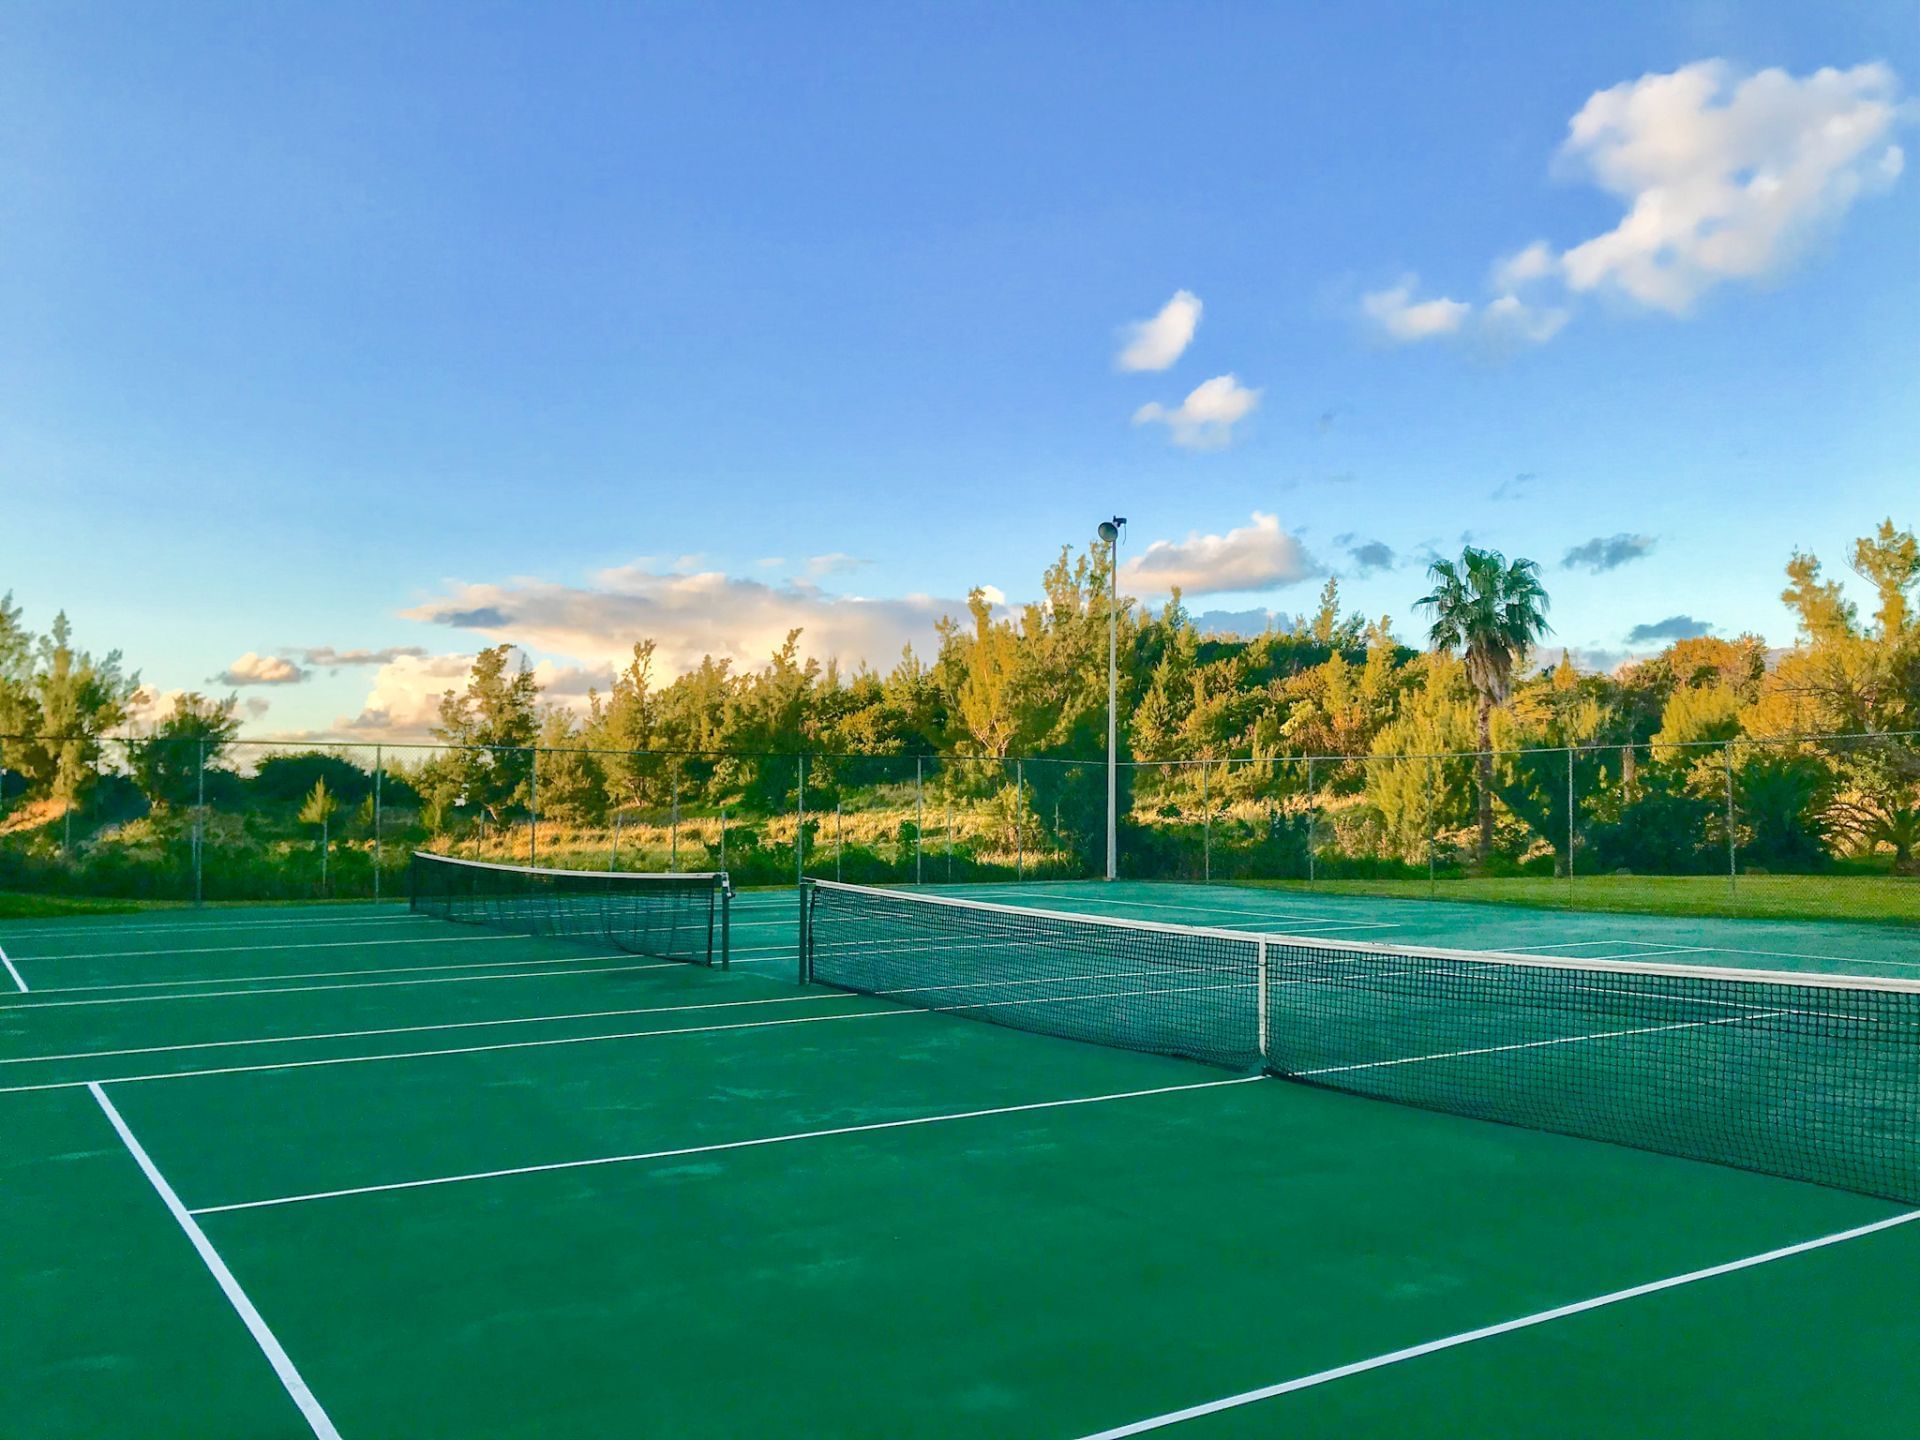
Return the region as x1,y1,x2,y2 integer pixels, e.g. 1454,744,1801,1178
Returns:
3,2,1915,738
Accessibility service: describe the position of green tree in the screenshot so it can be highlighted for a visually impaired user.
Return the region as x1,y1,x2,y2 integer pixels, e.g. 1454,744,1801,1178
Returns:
427,646,540,825
21,612,140,808
1414,548,1552,863
300,776,340,891
129,693,241,809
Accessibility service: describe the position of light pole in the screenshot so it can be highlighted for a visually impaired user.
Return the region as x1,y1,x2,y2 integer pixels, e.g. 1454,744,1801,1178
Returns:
1098,516,1126,881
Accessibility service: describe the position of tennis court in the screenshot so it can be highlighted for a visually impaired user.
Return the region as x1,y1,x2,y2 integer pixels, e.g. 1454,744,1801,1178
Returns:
3,869,1917,1438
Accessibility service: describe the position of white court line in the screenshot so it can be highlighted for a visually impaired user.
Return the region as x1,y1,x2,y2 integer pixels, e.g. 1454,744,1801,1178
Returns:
0,961,676,1017
0,943,25,993
192,1074,1265,1215
90,1083,343,1439
0,1002,913,1096
6,911,420,939
9,932,519,963
5,948,648,998
978,887,1400,930
1073,1207,1920,1438
1299,1009,1798,1080
0,966,1261,1096
0,989,863,1067
1563,947,1713,963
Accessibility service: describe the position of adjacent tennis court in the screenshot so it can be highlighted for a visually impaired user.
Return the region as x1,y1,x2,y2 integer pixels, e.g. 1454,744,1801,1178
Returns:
4,869,1916,1438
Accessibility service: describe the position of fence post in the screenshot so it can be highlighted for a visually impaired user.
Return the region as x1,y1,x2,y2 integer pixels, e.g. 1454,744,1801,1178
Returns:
719,809,727,874
835,801,843,882
1565,745,1576,908
796,753,806,887
670,772,679,873
193,739,206,907
1201,761,1211,884
610,812,620,870
373,745,384,903
528,747,539,868
1306,757,1317,887
1417,756,1431,897
947,800,954,881
1015,760,1024,881
1724,740,1737,899
915,756,924,885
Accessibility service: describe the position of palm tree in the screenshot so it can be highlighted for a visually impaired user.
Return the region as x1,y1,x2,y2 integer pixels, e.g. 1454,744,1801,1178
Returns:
1415,547,1552,864
299,777,340,893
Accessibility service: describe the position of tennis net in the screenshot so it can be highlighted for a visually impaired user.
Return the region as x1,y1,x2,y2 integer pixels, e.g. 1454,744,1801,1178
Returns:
800,880,1920,1204
412,852,730,967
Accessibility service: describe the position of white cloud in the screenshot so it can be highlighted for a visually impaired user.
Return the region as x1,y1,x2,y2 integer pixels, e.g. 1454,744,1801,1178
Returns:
1360,61,1906,348
399,565,965,688
299,645,427,669
1132,373,1261,450
805,552,869,577
978,584,1007,607
215,652,306,686
1482,294,1570,347
1120,512,1319,596
1558,61,1905,312
1361,278,1471,342
1492,241,1557,290
1115,290,1202,372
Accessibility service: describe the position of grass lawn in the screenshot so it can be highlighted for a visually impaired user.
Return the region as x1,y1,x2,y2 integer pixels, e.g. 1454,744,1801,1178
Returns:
1247,873,1920,925
0,890,146,920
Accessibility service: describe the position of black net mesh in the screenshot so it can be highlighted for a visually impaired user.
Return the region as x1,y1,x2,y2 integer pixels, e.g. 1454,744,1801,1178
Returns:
804,881,1260,1070
802,881,1920,1204
410,851,730,967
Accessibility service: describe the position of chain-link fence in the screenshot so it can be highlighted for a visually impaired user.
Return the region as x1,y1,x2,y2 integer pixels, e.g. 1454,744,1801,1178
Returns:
0,730,1913,920
1121,731,1919,922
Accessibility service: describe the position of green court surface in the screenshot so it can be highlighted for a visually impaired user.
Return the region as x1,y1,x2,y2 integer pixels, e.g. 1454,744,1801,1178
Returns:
3,884,1917,1438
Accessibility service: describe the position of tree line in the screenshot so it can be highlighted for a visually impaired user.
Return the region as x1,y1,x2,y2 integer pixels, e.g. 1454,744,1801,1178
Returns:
3,520,1917,882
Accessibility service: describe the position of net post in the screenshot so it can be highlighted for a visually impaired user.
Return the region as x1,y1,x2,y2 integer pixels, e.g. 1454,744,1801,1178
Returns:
373,745,384,904
716,876,730,970
1256,937,1270,1067
797,879,813,985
